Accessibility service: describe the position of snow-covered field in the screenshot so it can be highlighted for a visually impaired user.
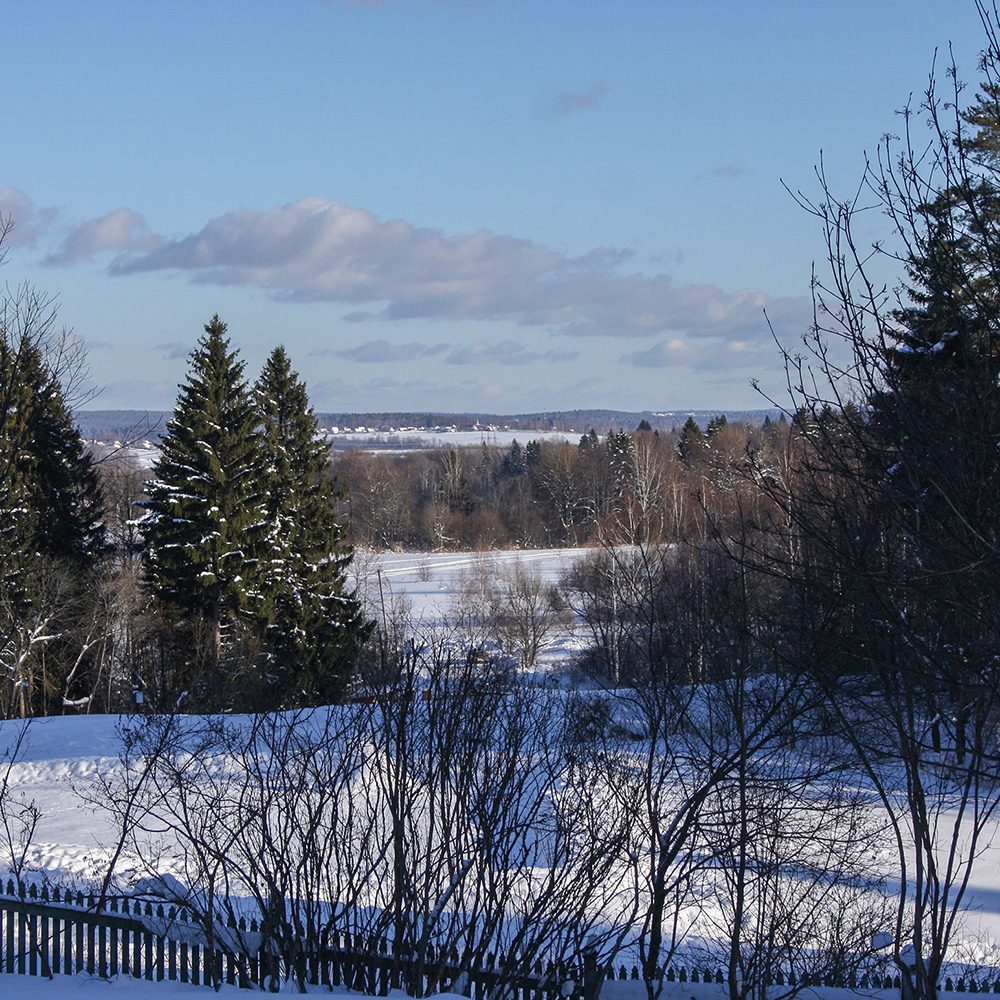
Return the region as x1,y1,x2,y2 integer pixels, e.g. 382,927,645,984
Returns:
3,548,1000,995
354,546,588,646
1,550,595,886
104,429,583,470
0,973,901,1000
327,429,581,452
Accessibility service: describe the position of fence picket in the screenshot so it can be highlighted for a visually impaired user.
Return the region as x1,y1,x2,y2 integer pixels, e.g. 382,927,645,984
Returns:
17,905,26,975
27,909,37,977
143,928,153,980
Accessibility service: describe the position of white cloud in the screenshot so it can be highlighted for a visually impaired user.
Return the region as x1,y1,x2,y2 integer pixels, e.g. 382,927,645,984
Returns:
619,336,773,371
48,208,161,265
151,341,192,361
0,187,56,247
104,196,808,345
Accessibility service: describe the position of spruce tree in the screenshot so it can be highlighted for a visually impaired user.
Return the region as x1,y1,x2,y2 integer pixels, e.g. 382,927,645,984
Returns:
21,346,105,567
255,346,365,705
677,416,704,461
141,316,266,681
0,339,103,579
0,320,106,716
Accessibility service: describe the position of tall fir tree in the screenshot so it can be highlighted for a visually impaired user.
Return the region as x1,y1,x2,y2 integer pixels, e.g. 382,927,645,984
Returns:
141,316,267,688
0,322,106,716
872,61,1000,541
0,340,103,580
676,416,704,462
21,345,105,568
255,346,365,705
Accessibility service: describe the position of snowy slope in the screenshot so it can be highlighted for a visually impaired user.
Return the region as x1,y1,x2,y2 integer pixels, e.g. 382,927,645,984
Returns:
2,548,1000,993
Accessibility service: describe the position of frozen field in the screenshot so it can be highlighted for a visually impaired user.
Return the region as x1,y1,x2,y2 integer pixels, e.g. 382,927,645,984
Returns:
327,429,581,452
1,548,1000,994
0,549,597,886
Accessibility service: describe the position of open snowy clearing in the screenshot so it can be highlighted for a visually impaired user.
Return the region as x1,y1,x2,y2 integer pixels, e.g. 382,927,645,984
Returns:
0,550,598,886
0,975,473,998
1,549,1000,992
327,429,581,452
0,972,902,1000
350,546,593,672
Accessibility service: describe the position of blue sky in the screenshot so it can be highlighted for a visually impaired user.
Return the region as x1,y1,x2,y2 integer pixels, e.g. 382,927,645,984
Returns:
1,1,989,414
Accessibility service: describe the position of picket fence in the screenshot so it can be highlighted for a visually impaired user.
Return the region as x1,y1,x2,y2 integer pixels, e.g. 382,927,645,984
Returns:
0,879,997,996
0,879,603,996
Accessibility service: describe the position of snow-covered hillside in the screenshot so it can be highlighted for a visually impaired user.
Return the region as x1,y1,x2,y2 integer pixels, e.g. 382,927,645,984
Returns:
2,549,1000,995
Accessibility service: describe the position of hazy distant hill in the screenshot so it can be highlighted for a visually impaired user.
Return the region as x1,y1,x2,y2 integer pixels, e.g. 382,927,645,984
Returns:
75,407,781,442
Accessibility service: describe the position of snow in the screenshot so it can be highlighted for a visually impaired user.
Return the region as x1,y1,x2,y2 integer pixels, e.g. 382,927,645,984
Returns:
0,972,251,997
5,548,1000,995
0,548,597,896
0,973,470,996
109,429,581,469
327,429,579,452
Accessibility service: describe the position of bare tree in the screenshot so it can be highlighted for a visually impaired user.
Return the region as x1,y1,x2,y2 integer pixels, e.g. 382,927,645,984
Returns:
741,13,1000,998
694,709,892,1000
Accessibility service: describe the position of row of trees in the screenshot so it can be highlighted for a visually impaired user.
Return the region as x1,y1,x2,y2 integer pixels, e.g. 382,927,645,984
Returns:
140,316,365,709
0,277,364,714
336,414,763,551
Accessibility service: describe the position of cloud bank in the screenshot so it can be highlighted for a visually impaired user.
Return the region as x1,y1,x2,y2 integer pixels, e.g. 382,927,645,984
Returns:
96,196,806,346
446,340,578,365
619,337,768,372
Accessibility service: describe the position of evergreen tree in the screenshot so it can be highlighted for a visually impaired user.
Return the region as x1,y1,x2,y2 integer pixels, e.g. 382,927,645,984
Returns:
255,346,365,704
503,438,524,474
871,63,1000,553
0,307,106,716
0,337,104,577
605,428,633,485
677,416,704,462
706,413,728,438
141,316,266,684
21,346,105,567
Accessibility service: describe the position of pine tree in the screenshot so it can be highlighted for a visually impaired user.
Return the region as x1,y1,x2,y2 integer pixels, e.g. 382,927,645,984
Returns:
677,416,704,461
706,413,728,438
141,316,266,684
0,315,106,716
21,346,105,567
872,64,1000,544
255,346,365,705
0,338,104,578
